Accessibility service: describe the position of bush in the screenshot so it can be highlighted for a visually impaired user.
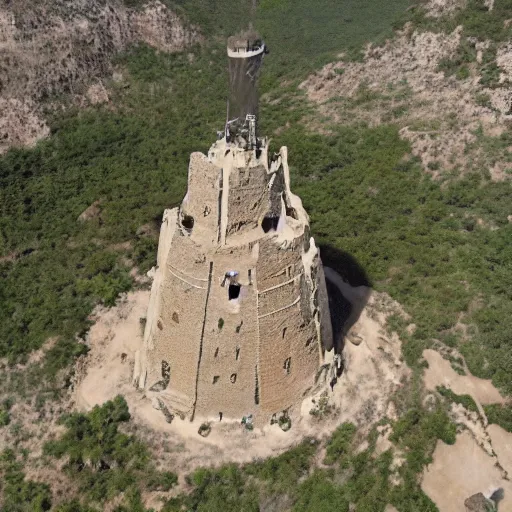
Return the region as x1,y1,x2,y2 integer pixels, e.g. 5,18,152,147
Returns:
293,471,349,512
146,471,178,491
324,423,356,465
436,385,479,413
166,465,259,512
42,397,169,505
0,449,52,511
484,404,512,432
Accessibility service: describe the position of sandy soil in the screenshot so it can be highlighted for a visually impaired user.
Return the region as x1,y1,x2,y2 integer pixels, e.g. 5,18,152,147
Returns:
74,286,411,479
423,348,505,405
421,347,512,511
422,430,512,511
488,424,512,475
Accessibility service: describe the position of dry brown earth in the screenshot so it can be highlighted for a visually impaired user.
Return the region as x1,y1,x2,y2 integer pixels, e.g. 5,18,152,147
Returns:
423,348,505,405
421,347,512,511
422,430,512,511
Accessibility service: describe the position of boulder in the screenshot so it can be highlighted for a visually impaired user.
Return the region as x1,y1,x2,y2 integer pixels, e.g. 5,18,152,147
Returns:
464,493,496,512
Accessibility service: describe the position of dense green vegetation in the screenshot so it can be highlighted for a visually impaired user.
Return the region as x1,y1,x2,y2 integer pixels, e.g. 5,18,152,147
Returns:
1,0,512,510
436,386,479,414
484,404,512,433
0,449,52,511
43,397,177,509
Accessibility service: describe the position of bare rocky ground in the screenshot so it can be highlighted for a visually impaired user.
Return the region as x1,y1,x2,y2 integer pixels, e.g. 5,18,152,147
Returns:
0,0,200,154
421,347,512,510
301,19,512,180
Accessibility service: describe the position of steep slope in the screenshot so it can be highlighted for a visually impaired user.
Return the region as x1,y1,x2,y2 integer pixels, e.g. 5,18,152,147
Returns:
0,0,200,153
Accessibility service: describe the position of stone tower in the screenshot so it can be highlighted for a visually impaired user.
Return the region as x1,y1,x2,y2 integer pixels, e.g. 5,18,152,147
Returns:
133,35,333,425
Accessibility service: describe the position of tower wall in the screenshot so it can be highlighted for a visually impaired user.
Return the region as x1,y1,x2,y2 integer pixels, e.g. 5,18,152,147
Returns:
182,152,221,244
195,246,260,418
144,234,210,413
136,140,333,425
226,163,268,237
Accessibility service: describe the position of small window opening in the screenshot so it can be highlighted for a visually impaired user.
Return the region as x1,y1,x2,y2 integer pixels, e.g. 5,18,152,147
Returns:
235,346,240,360
284,357,291,375
214,347,219,358
286,206,298,220
157,319,163,330
230,373,237,383
254,367,260,405
213,376,219,384
172,312,179,324
218,318,224,330
261,215,280,233
248,269,252,285
161,361,171,380
286,265,293,278
203,205,211,217
282,327,287,339
182,215,194,231
235,320,243,333
228,284,241,300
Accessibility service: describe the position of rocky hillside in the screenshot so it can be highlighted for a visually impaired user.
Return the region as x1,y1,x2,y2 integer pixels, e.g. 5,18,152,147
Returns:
0,0,200,154
301,0,512,181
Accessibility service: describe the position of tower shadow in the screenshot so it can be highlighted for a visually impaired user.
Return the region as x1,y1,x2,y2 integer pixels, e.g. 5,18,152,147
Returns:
319,244,372,356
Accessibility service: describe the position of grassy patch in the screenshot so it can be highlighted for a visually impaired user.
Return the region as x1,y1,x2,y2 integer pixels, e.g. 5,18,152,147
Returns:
484,404,512,432
324,423,356,465
436,385,479,413
43,396,177,508
0,449,52,511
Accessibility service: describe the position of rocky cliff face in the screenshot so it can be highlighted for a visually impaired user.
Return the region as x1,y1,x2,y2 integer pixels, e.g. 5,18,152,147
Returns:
0,0,200,153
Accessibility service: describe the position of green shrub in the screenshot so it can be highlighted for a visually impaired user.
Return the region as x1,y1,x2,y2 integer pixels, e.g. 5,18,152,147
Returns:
484,404,512,432
247,440,317,493
54,501,98,512
44,396,142,469
146,470,178,491
324,423,356,465
166,465,259,512
42,397,165,504
436,385,479,413
0,449,52,511
293,470,349,512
